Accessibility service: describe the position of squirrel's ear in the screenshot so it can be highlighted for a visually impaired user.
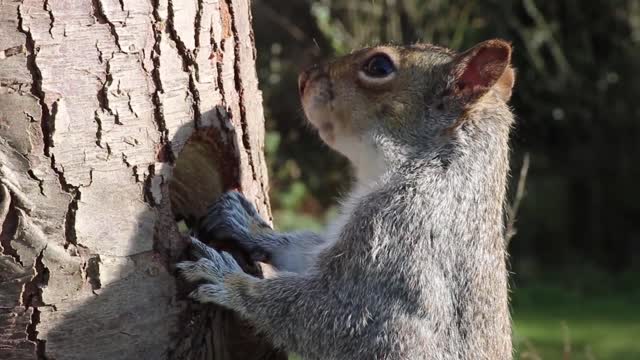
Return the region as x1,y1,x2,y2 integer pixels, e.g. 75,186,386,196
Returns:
449,39,515,103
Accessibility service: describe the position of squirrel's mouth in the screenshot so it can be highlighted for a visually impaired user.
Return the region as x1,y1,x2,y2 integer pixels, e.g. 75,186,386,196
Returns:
301,93,335,144
299,69,336,141
298,64,346,148
300,99,336,146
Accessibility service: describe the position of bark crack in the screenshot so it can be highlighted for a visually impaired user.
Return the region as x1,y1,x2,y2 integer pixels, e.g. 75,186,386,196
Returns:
212,4,228,111
97,56,122,126
0,184,23,266
94,110,104,148
166,0,202,127
43,0,54,38
105,143,113,160
1,44,26,58
191,0,204,87
17,5,54,157
49,155,73,192
91,0,123,52
150,2,173,163
131,165,140,182
226,0,257,180
81,254,102,292
49,153,87,251
96,40,104,63
122,153,132,168
126,92,139,118
27,170,46,196
143,164,157,206
22,246,50,360
194,0,203,51
63,190,80,249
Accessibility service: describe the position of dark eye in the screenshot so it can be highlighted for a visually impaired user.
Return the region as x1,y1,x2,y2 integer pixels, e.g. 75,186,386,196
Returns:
362,54,396,78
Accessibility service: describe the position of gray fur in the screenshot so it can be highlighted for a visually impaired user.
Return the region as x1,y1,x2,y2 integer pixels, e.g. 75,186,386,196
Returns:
196,191,328,273
178,41,515,360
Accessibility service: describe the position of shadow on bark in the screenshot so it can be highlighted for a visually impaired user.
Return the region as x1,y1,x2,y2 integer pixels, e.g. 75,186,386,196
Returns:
44,108,287,360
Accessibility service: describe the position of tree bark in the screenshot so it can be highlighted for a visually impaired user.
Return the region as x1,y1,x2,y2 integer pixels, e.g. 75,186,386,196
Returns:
0,0,284,359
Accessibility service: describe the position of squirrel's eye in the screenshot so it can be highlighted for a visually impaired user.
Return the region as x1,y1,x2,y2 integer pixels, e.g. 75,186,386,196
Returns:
362,54,396,78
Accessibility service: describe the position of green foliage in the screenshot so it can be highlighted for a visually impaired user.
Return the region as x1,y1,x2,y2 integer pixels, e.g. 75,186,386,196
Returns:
254,0,640,274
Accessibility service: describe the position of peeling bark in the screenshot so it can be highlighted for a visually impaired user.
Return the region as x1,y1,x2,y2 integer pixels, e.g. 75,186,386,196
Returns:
1,0,278,359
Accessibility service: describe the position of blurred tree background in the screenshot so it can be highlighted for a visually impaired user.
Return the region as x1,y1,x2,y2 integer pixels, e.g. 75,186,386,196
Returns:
251,1,640,359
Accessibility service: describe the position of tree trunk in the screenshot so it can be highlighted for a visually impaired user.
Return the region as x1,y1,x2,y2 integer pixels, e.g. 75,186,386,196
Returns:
0,0,285,359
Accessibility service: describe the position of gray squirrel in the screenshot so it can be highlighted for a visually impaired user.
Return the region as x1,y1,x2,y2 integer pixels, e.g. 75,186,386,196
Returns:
177,39,516,360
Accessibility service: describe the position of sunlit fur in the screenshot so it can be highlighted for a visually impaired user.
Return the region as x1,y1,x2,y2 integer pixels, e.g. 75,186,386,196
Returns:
180,40,516,360
300,44,461,181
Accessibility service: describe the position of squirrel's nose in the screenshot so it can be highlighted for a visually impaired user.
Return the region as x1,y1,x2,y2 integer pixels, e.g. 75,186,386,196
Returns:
298,64,320,96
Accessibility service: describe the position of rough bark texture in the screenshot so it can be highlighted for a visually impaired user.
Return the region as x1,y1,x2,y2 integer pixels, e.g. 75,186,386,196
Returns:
0,0,283,359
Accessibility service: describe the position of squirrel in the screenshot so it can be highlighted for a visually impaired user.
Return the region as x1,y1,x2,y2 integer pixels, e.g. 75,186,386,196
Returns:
177,38,516,360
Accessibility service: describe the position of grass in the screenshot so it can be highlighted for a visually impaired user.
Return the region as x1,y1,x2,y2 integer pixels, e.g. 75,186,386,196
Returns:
512,285,640,360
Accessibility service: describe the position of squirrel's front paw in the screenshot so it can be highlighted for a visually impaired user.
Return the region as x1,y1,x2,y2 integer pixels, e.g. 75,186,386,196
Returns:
199,191,273,260
177,237,244,307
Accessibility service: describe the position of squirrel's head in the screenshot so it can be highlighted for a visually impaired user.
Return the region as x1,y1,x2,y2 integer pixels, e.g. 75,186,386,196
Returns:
299,39,515,176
